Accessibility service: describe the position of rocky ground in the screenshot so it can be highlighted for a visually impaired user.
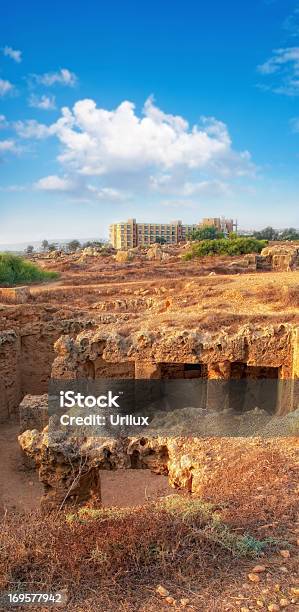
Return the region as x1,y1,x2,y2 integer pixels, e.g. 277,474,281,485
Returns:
0,243,298,611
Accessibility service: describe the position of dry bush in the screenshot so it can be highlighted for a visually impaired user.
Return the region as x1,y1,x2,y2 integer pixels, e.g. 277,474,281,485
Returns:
0,496,272,608
254,283,299,309
253,312,298,324
255,284,282,304
202,444,298,533
193,312,247,331
281,285,299,308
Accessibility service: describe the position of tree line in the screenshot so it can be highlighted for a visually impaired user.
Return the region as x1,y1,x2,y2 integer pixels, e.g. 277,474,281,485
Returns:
251,226,299,241
25,239,103,255
191,225,299,242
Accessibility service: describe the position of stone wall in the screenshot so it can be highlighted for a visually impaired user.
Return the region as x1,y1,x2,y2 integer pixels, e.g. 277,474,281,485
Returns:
51,324,297,414
52,324,295,372
0,331,21,422
0,318,95,422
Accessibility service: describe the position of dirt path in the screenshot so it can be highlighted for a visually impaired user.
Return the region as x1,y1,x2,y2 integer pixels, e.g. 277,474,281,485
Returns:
29,275,200,292
0,422,42,514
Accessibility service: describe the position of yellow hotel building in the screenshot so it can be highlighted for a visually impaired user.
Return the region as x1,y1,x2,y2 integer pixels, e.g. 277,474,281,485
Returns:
109,217,236,249
109,218,198,249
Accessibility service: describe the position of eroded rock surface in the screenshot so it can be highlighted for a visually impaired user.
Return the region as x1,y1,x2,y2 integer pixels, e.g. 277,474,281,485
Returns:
19,422,299,511
259,244,299,271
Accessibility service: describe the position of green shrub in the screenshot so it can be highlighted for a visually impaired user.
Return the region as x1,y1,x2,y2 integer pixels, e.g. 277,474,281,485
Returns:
183,237,267,259
66,496,274,559
191,225,224,240
0,253,58,287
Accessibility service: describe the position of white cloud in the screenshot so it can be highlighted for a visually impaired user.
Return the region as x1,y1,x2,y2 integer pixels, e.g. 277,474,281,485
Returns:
3,45,22,63
0,184,27,192
50,97,253,179
86,185,128,200
149,173,231,196
28,94,56,110
283,8,299,38
180,179,232,197
0,78,14,96
14,119,55,139
31,68,77,87
258,47,299,74
34,174,127,201
34,175,75,191
0,139,18,153
15,96,255,204
143,94,188,131
258,47,299,95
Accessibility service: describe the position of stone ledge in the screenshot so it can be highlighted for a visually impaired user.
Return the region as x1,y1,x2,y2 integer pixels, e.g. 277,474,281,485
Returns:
0,286,30,304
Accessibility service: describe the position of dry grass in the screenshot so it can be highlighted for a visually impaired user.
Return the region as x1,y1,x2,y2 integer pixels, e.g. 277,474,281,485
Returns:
19,253,299,336
0,496,277,610
1,440,298,611
201,442,299,534
253,283,297,305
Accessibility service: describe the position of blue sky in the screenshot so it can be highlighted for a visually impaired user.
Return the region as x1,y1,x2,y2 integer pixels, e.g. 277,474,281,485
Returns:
0,0,299,244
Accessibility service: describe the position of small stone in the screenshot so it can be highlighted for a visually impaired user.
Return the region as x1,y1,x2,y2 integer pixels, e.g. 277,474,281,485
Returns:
256,601,264,608
180,599,190,608
253,565,266,573
279,549,290,559
279,566,288,573
165,596,176,605
156,585,170,598
59,588,69,606
267,605,280,612
240,608,250,612
248,573,260,583
279,599,290,608
290,587,299,596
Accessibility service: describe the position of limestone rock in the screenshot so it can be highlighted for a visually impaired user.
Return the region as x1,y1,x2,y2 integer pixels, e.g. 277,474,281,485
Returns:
146,244,163,261
252,565,266,573
115,250,133,263
279,549,290,558
248,573,260,582
260,245,299,271
19,394,49,433
156,585,170,598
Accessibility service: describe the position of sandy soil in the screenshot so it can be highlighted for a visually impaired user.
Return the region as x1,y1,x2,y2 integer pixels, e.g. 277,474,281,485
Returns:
0,422,42,514
100,469,173,507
